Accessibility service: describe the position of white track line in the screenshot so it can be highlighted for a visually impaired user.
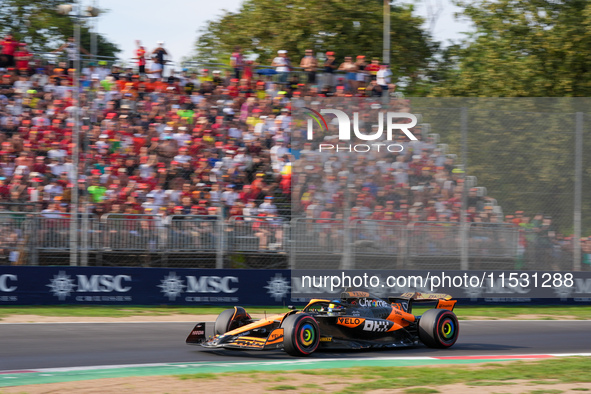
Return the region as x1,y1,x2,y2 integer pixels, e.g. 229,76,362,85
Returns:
2,353,591,374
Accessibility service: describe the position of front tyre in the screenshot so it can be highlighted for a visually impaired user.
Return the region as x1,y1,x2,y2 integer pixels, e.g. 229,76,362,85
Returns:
418,309,459,348
282,314,320,356
214,307,250,335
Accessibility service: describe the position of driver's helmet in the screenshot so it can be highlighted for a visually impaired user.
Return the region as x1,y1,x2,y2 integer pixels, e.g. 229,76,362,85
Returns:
327,300,344,314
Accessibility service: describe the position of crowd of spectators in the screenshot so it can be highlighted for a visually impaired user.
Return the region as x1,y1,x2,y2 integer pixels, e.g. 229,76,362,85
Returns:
0,36,588,269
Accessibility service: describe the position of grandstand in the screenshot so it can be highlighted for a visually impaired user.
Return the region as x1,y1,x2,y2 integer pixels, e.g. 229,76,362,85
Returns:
0,48,580,271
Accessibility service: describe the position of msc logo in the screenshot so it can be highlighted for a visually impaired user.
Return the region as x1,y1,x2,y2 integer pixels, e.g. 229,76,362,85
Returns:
0,274,17,292
575,278,591,294
77,275,132,292
47,272,132,300
186,276,238,293
363,320,392,332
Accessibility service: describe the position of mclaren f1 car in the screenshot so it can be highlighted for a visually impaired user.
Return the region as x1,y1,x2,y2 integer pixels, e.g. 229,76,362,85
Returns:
186,289,459,356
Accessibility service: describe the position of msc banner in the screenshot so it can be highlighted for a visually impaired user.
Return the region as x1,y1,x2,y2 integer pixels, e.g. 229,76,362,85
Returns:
0,267,292,306
1,267,591,306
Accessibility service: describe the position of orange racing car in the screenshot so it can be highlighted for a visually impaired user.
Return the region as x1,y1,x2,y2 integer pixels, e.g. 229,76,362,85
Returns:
186,288,459,356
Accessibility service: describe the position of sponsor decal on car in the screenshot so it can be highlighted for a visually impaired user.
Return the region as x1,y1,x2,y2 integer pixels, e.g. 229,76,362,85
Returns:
266,328,284,344
363,320,393,332
358,298,388,307
337,317,364,328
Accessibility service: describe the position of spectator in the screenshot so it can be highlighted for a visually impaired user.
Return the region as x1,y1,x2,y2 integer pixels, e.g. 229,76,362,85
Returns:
338,56,358,93
300,49,318,85
0,34,19,68
52,37,90,69
150,41,169,79
230,46,244,80
135,40,147,75
323,51,337,88
259,196,278,215
271,50,290,85
376,63,392,94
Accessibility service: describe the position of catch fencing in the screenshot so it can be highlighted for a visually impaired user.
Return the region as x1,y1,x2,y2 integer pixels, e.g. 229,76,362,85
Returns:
1,214,526,270
291,98,591,274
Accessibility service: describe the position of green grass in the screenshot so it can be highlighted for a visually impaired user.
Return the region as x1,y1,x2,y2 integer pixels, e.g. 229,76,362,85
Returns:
177,357,591,393
339,357,591,393
404,388,440,394
0,305,590,320
268,385,298,391
177,372,218,380
0,305,288,319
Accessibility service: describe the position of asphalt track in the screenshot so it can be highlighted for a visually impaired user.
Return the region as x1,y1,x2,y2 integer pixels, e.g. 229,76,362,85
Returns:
2,320,590,371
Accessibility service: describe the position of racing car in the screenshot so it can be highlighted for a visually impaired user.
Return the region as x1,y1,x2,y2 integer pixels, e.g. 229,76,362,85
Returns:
186,288,459,356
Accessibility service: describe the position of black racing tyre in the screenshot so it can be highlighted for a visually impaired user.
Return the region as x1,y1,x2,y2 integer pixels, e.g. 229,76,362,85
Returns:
282,314,320,356
214,309,236,335
418,309,459,348
214,307,250,335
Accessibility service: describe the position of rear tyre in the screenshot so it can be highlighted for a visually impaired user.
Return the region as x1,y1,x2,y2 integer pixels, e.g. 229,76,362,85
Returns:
214,307,250,335
282,314,320,356
418,309,459,348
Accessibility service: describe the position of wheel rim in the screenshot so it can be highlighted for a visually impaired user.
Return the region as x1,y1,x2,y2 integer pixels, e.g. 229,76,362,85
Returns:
299,322,316,348
439,316,456,344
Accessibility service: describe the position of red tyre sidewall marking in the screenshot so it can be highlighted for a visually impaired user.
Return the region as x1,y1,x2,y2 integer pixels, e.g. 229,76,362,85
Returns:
436,312,457,347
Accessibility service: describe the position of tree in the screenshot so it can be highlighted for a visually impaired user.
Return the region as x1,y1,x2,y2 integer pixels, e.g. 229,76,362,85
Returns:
0,0,119,58
432,0,591,97
192,0,437,94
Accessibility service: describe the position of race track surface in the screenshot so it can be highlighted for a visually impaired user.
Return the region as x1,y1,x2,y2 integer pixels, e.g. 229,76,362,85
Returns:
2,321,590,371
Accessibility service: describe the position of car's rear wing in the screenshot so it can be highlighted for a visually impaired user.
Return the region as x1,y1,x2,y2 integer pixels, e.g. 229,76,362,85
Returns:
389,292,456,313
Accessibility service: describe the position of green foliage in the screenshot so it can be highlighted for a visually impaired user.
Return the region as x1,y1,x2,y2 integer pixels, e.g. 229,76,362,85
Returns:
410,98,589,234
433,0,591,97
193,0,436,95
0,0,119,57
1,305,590,320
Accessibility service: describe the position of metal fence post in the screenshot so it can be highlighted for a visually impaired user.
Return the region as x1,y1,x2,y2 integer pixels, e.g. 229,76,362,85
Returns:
574,112,583,271
30,214,39,265
460,106,469,270
69,15,81,267
216,212,224,269
289,218,296,269
341,166,353,270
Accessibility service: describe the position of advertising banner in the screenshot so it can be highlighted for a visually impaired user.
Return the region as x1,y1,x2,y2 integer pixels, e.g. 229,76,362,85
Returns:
0,267,291,306
1,267,590,306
